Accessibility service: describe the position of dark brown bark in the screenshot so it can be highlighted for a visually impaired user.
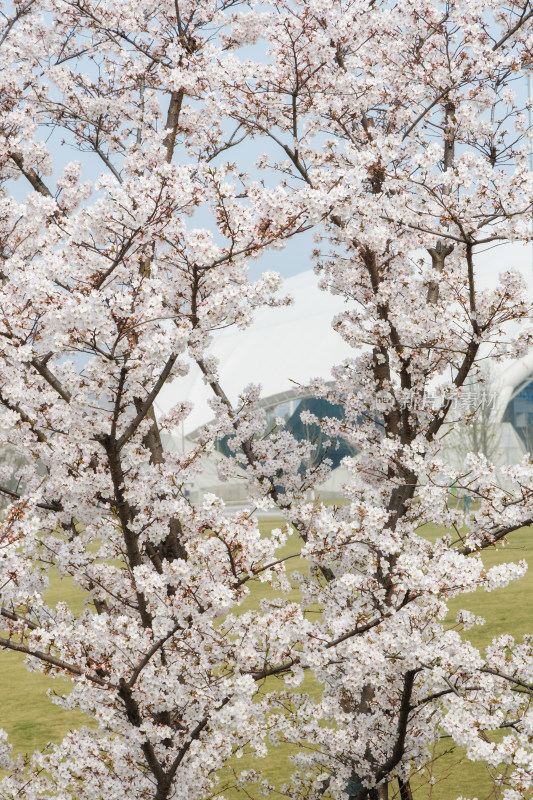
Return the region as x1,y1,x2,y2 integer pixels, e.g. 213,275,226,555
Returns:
398,777,413,800
163,90,184,163
9,151,54,197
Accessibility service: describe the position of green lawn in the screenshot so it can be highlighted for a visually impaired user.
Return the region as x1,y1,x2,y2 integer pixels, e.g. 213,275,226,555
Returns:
0,521,532,799
223,523,533,800
0,572,89,759
410,524,533,800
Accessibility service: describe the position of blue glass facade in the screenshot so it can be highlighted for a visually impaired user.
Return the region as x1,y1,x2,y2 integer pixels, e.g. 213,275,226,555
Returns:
216,396,354,470
503,379,533,451
284,396,353,470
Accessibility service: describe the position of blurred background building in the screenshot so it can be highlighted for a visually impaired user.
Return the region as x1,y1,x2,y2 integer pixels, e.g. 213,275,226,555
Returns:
154,242,533,505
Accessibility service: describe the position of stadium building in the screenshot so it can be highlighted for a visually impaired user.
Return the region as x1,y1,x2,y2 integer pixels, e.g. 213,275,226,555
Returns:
155,243,533,505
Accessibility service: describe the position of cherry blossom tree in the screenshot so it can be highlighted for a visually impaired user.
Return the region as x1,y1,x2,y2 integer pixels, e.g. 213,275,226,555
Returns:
0,2,313,799
443,365,502,470
221,2,533,798
3,2,533,800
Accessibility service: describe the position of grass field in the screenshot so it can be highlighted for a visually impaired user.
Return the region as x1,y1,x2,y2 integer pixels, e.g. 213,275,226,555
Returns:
0,520,532,799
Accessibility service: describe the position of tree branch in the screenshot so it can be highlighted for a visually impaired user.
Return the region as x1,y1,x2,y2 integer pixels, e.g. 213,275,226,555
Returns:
0,484,62,512
9,152,54,198
127,623,182,689
116,354,178,451
0,607,38,631
29,356,72,403
0,635,107,686
492,8,533,51
163,90,184,163
458,519,533,555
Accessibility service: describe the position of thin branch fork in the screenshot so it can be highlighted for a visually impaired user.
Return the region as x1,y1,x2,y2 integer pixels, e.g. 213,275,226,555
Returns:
372,670,418,791
0,390,49,444
0,0,38,47
233,552,301,587
0,607,38,631
324,612,395,648
481,666,533,693
0,635,108,686
164,697,232,788
246,613,397,682
492,7,533,51
195,360,335,581
115,353,179,451
8,152,54,198
0,483,62,512
247,656,301,681
127,622,183,689
29,356,72,403
458,519,533,555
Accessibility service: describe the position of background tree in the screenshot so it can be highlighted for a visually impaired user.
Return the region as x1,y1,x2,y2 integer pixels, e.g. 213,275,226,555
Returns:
217,2,533,799
443,365,503,470
0,2,316,799
2,3,533,800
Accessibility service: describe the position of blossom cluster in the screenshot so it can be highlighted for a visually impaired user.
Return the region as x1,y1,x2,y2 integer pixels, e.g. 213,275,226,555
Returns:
0,2,533,800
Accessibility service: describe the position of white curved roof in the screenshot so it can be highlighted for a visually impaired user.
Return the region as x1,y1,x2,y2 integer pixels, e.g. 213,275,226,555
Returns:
155,243,533,436
483,243,533,410
155,270,353,435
